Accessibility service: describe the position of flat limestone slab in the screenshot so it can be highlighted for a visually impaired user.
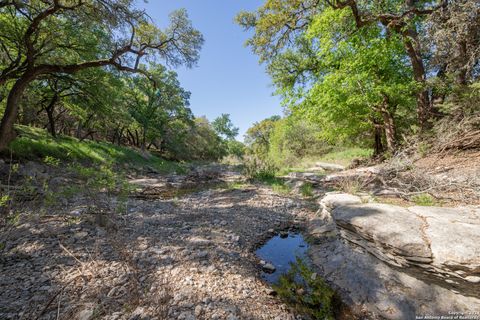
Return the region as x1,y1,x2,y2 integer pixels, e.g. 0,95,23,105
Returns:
320,193,362,210
409,206,480,274
315,162,345,171
332,203,432,259
321,194,480,297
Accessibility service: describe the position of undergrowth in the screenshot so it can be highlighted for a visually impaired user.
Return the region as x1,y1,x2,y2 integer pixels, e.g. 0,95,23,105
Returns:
274,258,338,320
8,125,184,174
300,182,314,197
314,148,372,167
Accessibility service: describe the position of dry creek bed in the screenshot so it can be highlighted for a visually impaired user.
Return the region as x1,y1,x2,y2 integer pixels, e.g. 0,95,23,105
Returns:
0,170,318,320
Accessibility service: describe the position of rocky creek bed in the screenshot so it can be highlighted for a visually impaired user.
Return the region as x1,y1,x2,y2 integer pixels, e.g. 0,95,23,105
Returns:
0,168,314,320
1,164,479,320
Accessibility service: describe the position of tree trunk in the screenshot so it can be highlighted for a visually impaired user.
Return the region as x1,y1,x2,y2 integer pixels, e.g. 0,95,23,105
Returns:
45,94,58,137
76,121,83,139
402,37,431,130
126,129,136,147
455,40,468,85
401,0,431,129
380,96,397,153
135,129,140,148
141,128,146,152
0,72,36,151
118,127,124,145
111,126,119,144
372,118,384,157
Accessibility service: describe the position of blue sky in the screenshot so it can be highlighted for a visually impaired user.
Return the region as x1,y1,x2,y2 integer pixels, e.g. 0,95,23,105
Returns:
138,0,283,140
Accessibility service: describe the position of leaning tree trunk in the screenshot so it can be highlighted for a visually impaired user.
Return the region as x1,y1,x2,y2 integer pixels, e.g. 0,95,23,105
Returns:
0,72,36,151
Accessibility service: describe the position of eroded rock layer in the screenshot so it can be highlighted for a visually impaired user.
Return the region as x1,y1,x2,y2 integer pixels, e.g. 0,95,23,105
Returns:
308,192,480,319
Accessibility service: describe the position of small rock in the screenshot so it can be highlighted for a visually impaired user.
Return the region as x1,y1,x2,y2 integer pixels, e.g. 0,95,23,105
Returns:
74,231,89,239
262,263,276,273
194,305,203,317
178,311,195,320
465,276,480,283
129,306,149,320
107,287,117,297
296,288,305,295
315,162,345,172
196,251,208,259
266,288,277,296
77,305,95,320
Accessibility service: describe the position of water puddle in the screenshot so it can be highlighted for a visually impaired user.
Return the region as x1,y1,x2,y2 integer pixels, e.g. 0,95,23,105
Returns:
255,232,348,319
255,232,309,284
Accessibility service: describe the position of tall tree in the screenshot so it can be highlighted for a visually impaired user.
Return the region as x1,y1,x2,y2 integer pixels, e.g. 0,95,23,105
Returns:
0,1,203,151
237,0,447,130
125,64,192,152
245,115,281,157
427,0,480,85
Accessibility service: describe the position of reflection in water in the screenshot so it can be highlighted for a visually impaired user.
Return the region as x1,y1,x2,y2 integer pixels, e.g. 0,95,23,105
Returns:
256,232,340,320
255,232,309,284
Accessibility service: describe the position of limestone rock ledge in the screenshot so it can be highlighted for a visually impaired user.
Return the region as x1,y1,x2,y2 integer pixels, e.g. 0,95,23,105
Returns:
309,192,480,318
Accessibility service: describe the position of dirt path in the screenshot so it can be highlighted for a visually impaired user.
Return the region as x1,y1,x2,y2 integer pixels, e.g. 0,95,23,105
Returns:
0,168,315,320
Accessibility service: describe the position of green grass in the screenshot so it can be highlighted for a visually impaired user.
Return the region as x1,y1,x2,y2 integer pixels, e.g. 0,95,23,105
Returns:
223,181,251,190
274,258,337,319
300,182,314,197
277,167,319,176
278,147,372,172
8,125,184,173
254,175,291,195
411,193,437,206
315,147,372,167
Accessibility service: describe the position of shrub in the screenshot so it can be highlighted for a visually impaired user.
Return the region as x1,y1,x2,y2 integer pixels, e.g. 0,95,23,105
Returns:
243,156,278,181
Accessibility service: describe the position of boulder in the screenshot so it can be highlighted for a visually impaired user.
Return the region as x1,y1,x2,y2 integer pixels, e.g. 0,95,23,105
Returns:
320,193,362,210
333,203,432,263
260,260,276,273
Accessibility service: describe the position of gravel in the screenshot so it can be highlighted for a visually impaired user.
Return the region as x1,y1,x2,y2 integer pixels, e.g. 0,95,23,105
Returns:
0,169,313,320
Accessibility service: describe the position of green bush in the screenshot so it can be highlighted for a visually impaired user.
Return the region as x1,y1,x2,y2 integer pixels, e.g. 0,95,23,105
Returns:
243,156,278,181
225,140,245,158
